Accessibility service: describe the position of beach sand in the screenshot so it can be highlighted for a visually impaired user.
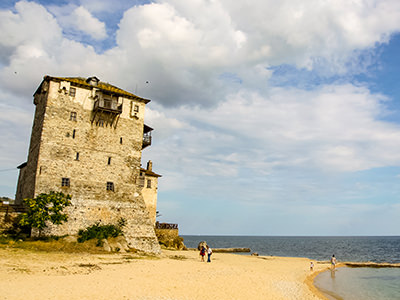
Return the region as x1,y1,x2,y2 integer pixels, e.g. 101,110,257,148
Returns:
0,248,329,299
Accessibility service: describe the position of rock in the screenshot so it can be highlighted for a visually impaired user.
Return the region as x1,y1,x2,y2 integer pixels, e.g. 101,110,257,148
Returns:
197,241,207,250
102,239,111,252
251,252,259,256
115,236,130,251
212,248,251,253
115,242,126,252
63,235,78,243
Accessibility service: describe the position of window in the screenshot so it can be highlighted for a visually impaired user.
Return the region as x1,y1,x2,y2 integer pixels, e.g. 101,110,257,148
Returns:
98,119,104,127
134,105,139,112
147,179,152,188
75,152,79,161
137,174,145,187
120,137,123,144
69,87,76,97
108,157,111,165
72,129,76,139
70,111,77,121
61,177,70,187
106,181,114,191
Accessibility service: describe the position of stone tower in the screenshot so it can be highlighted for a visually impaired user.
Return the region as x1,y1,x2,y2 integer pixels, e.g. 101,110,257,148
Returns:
15,76,161,253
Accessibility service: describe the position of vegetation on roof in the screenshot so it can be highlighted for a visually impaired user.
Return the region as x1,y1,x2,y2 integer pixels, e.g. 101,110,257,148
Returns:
45,76,149,102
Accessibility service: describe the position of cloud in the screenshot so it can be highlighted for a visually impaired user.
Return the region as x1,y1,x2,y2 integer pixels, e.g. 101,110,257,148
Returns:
3,1,400,106
1,0,400,234
65,6,107,40
142,83,400,199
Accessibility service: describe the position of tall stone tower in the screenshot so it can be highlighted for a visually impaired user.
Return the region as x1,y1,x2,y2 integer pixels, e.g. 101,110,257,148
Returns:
16,76,161,253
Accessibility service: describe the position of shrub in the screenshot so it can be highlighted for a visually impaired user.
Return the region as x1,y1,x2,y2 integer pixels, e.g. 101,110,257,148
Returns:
77,220,124,245
19,191,71,236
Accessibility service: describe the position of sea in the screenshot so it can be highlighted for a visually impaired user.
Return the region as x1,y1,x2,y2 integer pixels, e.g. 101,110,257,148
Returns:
182,235,400,300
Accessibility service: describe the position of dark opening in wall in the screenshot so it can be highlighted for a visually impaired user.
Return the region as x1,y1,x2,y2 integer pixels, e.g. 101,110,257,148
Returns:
72,129,76,139
69,87,76,97
108,157,111,165
70,111,77,121
106,181,114,191
61,177,70,187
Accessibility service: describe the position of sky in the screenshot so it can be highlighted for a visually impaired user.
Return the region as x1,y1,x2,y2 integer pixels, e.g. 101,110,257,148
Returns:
1,0,400,236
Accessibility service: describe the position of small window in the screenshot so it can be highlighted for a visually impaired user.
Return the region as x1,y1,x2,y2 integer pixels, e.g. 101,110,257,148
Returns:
69,87,76,97
120,137,123,144
72,129,76,139
98,119,104,127
138,176,145,187
75,152,79,161
147,179,152,188
134,105,139,112
70,111,77,121
108,157,111,165
106,181,114,191
61,177,70,187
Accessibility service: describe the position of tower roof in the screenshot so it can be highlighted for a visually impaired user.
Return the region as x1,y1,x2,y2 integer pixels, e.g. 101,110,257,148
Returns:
36,76,151,103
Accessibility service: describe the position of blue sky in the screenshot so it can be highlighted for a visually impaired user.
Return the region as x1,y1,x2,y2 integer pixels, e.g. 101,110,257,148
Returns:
1,0,400,235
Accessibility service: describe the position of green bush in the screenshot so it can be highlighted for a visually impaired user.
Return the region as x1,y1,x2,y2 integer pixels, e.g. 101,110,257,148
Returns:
19,191,71,236
77,221,124,245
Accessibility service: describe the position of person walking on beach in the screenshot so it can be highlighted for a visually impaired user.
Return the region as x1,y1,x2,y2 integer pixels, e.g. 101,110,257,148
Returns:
310,261,314,271
206,245,212,263
331,254,337,270
200,246,206,262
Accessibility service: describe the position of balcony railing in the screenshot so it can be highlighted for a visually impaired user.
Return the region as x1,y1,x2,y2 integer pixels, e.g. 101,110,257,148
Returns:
155,222,178,230
93,99,122,114
142,132,152,149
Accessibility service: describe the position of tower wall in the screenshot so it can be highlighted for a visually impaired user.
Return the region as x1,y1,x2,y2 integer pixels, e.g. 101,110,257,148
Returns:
16,77,160,253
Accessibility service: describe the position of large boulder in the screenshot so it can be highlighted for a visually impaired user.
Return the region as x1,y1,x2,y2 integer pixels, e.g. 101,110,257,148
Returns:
197,241,207,250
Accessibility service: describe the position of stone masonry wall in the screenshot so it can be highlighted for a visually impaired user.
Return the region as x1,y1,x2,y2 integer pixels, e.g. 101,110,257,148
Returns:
17,78,160,254
141,174,158,224
15,82,49,204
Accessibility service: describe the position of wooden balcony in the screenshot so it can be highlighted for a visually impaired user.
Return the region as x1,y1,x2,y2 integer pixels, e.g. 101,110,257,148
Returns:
143,133,152,149
142,124,153,149
93,99,122,114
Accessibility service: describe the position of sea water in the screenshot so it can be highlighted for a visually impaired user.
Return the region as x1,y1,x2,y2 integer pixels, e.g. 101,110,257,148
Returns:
182,236,400,299
314,267,400,300
181,236,400,262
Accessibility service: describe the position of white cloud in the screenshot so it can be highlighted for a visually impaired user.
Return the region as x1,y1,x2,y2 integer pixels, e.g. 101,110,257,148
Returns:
1,0,400,234
143,84,400,183
69,6,107,40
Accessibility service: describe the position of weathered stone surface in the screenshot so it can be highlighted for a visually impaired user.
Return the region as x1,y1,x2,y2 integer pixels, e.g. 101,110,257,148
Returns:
102,239,111,252
197,241,208,250
62,235,78,243
0,212,19,232
155,228,186,250
15,76,161,254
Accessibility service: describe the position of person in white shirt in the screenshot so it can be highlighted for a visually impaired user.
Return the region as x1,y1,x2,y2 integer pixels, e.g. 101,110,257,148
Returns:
206,245,212,263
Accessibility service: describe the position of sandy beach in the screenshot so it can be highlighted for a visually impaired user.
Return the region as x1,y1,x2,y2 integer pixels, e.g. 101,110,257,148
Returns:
0,248,329,300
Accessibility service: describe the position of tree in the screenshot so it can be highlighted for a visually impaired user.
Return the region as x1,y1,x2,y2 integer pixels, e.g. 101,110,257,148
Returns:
19,191,72,236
